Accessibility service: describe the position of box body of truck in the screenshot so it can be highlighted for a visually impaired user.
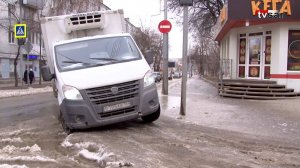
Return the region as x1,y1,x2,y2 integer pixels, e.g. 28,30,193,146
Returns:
40,10,160,132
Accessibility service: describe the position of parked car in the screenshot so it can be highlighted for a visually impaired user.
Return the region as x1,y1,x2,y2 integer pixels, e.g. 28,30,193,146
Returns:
153,72,161,82
173,72,181,78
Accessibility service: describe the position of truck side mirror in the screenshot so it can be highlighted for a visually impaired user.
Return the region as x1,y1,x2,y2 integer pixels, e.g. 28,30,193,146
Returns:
41,66,55,81
144,50,154,65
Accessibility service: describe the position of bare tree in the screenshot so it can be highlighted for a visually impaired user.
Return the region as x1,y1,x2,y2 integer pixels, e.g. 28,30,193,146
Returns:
168,0,224,36
189,36,219,79
169,0,223,78
132,27,163,71
47,0,106,16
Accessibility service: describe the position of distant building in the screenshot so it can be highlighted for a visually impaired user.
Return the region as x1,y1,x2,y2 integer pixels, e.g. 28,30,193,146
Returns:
214,0,300,92
0,0,45,79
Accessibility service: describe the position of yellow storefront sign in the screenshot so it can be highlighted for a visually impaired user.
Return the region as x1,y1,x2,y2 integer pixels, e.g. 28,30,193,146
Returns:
251,0,291,16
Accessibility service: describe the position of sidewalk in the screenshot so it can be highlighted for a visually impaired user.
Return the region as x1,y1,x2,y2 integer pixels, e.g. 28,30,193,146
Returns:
0,78,52,90
0,79,53,98
158,75,300,145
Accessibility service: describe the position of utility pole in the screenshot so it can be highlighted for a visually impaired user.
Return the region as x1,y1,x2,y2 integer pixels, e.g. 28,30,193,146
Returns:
162,0,169,95
19,0,24,87
179,0,193,116
39,10,42,85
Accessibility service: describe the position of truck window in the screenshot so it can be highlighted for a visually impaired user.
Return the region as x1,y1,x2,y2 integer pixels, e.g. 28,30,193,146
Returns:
55,36,141,71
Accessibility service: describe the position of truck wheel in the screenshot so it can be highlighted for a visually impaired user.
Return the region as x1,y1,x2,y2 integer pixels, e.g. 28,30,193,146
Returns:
59,111,73,134
142,107,160,123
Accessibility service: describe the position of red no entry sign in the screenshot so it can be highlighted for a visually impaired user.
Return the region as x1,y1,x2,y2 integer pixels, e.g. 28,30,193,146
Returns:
158,20,172,33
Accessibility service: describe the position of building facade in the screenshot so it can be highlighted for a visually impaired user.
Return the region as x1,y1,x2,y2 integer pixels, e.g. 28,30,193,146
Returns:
0,0,45,80
215,0,300,92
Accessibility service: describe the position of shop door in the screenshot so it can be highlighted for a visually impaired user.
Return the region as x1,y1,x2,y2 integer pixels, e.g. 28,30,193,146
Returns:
247,37,263,79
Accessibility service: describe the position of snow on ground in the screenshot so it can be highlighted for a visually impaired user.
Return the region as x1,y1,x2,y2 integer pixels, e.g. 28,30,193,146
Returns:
0,137,23,143
0,129,33,136
1,144,42,154
61,135,133,167
0,86,52,98
0,164,28,168
0,156,57,163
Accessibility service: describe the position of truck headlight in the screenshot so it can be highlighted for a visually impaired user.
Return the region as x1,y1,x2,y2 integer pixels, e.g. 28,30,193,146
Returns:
144,71,155,88
62,85,83,100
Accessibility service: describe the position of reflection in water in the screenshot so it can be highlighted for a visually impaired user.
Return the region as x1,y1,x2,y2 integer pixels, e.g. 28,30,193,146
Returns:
159,95,180,112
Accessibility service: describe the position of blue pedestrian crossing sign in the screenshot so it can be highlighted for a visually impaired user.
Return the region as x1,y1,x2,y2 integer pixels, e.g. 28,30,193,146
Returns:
14,24,27,38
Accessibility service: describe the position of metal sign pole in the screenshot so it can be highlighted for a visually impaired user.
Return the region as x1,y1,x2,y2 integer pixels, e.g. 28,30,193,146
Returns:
27,53,29,86
162,0,169,95
180,5,189,116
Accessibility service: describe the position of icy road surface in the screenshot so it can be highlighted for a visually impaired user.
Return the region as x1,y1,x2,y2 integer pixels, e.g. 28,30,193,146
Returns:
0,78,300,167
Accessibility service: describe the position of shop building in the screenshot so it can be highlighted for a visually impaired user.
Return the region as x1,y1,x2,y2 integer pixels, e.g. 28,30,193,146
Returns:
215,0,300,93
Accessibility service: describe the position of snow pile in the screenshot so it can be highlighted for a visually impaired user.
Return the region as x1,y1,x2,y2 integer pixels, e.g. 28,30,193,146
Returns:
0,86,52,98
61,135,73,148
0,164,28,168
1,144,41,154
78,149,114,166
0,137,23,143
0,156,56,163
0,129,30,136
61,136,133,167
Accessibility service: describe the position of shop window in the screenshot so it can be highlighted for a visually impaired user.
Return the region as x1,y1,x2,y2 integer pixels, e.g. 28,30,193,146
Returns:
239,66,245,78
239,39,246,64
238,38,246,78
249,67,260,78
287,30,300,71
264,66,270,79
8,31,15,44
265,36,271,65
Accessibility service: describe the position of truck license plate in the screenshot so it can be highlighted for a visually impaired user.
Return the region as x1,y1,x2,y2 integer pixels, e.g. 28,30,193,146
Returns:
103,102,131,112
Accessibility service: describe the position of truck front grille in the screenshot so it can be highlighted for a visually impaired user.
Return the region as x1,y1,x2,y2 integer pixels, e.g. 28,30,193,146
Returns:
85,80,139,105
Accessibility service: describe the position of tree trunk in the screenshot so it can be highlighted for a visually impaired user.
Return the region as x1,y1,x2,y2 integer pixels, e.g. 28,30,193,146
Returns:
14,45,21,87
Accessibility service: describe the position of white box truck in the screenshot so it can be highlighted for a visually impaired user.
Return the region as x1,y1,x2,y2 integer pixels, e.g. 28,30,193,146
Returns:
40,10,160,133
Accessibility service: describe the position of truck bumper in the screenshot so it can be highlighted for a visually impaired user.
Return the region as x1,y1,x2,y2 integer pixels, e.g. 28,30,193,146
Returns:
60,84,159,129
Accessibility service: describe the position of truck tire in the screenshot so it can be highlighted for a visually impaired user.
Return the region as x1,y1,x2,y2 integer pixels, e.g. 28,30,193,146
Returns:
141,107,160,123
59,111,73,134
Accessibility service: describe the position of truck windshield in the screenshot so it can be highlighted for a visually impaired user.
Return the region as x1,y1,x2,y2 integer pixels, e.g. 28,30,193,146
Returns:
55,36,141,71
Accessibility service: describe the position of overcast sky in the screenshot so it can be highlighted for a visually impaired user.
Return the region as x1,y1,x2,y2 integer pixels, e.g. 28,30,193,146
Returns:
103,0,183,59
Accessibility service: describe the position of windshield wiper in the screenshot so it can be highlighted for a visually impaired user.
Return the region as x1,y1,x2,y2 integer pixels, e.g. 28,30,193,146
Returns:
62,60,90,64
89,58,118,62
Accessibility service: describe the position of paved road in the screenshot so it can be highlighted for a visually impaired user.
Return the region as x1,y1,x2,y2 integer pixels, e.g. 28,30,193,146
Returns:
0,79,300,168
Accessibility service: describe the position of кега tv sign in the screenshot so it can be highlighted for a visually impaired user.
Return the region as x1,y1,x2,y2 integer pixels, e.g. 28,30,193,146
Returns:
251,0,291,18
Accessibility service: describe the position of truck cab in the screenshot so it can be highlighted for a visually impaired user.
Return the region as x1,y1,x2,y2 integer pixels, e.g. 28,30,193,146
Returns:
40,10,160,133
